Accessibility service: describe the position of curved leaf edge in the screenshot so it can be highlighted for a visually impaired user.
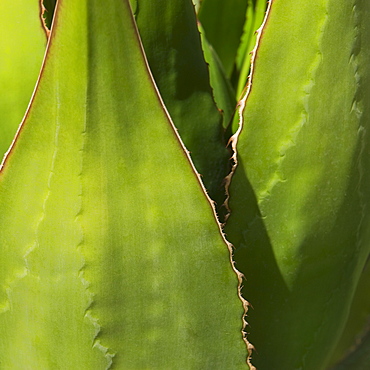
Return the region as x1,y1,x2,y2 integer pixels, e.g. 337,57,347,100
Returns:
0,0,252,365
124,2,252,363
0,0,59,171
223,1,273,368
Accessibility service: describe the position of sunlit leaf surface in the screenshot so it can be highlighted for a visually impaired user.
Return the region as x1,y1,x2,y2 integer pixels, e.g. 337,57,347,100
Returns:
226,0,370,368
0,0,46,159
0,0,247,367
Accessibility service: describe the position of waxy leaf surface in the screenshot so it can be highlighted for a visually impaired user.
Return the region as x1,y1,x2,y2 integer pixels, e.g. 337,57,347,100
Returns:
0,0,248,368
135,0,230,215
235,0,267,99
0,0,46,159
226,0,370,368
199,25,237,129
198,0,248,77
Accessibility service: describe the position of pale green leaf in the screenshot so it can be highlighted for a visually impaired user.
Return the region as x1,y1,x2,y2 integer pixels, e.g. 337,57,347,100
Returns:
0,0,248,368
225,0,370,368
0,0,46,160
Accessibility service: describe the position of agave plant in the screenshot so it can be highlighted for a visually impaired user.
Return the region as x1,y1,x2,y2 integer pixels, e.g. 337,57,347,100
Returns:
0,0,369,369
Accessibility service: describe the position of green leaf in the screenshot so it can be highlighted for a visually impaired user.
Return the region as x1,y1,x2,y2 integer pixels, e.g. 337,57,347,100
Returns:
0,0,46,159
198,0,248,77
135,0,230,217
199,24,237,129
225,0,370,368
329,260,370,367
235,0,267,99
0,0,248,367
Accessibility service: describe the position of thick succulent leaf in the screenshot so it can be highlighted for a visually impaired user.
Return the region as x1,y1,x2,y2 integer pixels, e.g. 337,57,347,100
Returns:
329,260,370,367
225,0,370,369
0,0,46,159
198,0,248,77
235,0,267,98
135,0,230,216
0,0,248,368
199,24,237,129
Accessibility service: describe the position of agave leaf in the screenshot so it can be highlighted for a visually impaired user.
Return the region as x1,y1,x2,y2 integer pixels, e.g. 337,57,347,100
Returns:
0,0,248,367
134,0,230,216
225,0,370,368
329,260,370,367
235,0,267,99
198,0,248,78
199,24,237,129
0,0,46,160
